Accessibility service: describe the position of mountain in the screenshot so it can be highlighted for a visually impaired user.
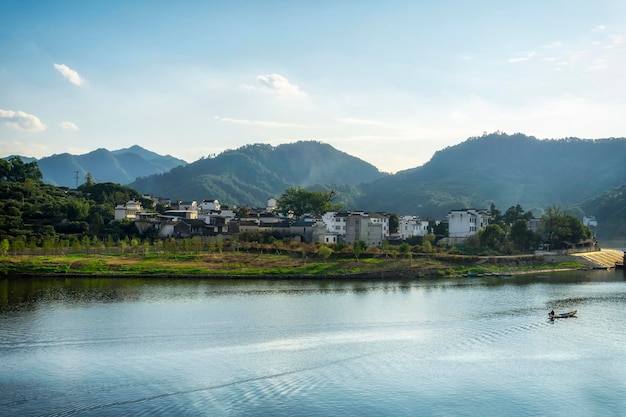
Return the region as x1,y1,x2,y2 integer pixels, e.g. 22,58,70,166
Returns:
578,183,626,241
352,133,626,218
129,141,386,205
34,146,187,187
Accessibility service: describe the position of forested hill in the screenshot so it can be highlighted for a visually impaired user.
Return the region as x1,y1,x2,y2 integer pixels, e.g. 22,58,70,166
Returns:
578,183,626,240
129,141,386,205
352,133,626,218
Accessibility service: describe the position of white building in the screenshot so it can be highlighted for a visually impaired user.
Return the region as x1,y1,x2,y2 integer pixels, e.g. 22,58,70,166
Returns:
266,198,277,212
178,200,197,211
582,216,598,227
312,222,339,244
321,211,390,246
447,209,490,239
322,211,348,236
198,199,220,212
398,216,430,240
114,200,143,220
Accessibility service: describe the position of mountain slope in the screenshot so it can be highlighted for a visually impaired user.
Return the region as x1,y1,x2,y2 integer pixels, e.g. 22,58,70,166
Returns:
129,141,385,204
35,146,187,187
578,183,626,240
353,133,626,218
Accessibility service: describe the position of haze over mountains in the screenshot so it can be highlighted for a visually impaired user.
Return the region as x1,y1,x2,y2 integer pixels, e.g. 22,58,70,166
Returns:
5,145,187,188
5,133,626,239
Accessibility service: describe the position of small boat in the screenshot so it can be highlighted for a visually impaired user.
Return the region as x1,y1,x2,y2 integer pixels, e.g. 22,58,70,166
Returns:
549,310,577,319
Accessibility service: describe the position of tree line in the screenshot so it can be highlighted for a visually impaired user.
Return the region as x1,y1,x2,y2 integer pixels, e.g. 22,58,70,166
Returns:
0,159,594,257
460,203,593,254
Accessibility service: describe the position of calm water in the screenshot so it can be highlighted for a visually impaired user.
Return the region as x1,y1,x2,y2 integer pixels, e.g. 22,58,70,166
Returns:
1,271,625,417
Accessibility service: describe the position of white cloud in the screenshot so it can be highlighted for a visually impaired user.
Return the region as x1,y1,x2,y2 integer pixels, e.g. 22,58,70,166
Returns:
60,121,79,131
593,25,606,32
508,51,536,63
0,109,46,132
252,73,307,99
214,116,308,128
53,63,85,86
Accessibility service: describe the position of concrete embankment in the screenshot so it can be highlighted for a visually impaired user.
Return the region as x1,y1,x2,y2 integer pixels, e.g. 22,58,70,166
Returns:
569,249,624,269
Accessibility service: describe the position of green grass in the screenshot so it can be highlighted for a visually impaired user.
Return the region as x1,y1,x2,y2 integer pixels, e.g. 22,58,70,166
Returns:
0,252,592,278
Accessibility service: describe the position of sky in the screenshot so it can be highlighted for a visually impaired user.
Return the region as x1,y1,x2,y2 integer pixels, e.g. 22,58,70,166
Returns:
1,0,626,173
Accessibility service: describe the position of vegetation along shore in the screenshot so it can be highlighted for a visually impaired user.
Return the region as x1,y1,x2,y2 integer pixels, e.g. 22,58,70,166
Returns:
0,246,592,280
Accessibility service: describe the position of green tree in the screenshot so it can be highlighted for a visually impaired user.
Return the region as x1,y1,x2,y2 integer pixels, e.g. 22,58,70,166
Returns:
85,172,94,186
0,238,9,256
2,157,43,183
277,187,342,217
503,204,533,226
388,213,400,234
0,159,11,181
398,242,411,256
352,240,367,261
489,203,504,227
510,219,533,251
317,245,333,263
539,206,591,249
480,224,506,251
540,206,565,249
66,198,90,221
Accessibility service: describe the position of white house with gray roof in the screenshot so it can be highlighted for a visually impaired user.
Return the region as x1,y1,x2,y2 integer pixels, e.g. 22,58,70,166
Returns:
447,209,490,239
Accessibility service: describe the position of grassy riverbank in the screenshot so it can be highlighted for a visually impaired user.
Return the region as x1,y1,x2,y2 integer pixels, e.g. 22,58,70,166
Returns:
0,251,589,279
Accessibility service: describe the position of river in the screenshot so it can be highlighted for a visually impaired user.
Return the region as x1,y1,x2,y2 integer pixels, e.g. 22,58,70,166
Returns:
1,270,625,416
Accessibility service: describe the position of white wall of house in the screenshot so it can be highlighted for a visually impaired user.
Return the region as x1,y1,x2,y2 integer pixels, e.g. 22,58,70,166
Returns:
198,210,235,226
199,199,220,212
114,200,143,220
266,198,277,212
398,216,429,239
342,212,389,246
178,201,197,211
583,216,598,227
312,222,338,244
322,212,347,236
368,214,389,239
366,222,384,246
448,209,490,238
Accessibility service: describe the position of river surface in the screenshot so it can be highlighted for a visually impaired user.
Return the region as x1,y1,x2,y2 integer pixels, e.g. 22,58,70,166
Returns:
1,271,625,416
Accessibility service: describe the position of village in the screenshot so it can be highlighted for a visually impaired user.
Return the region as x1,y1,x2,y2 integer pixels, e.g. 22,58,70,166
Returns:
114,196,562,249
115,197,473,246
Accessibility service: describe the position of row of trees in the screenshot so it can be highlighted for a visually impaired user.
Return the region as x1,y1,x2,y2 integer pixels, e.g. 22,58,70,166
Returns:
463,203,593,254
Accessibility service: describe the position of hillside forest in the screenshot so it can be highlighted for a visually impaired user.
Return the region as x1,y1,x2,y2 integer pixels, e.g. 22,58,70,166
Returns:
0,156,597,258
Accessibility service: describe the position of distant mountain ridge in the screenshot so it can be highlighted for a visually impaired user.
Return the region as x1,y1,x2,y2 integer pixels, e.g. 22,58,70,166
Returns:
353,133,626,218
4,145,187,187
129,141,386,205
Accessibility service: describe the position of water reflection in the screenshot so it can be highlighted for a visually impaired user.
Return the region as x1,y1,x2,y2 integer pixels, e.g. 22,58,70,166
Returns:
1,270,625,416
1,269,622,311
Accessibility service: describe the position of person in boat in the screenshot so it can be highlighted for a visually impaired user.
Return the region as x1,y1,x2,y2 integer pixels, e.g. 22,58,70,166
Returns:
550,310,555,317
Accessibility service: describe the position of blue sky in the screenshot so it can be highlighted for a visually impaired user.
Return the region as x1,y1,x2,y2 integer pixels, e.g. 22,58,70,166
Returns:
1,1,625,173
